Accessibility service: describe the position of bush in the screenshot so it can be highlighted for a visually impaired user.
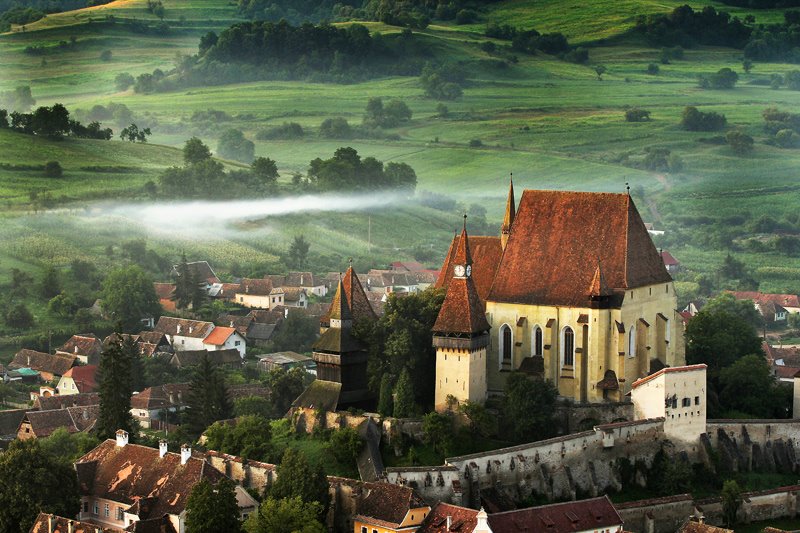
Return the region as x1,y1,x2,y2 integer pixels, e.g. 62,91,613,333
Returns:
216,128,255,163
256,122,304,140
646,63,660,75
100,50,112,61
44,161,63,178
455,9,478,24
563,47,589,64
114,73,135,91
706,67,739,89
5,303,34,329
681,106,727,131
726,130,754,154
786,70,800,90
468,139,483,147
319,117,352,138
625,109,651,122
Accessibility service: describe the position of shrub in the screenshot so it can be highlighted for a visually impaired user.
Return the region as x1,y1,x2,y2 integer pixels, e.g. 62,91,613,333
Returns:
114,73,135,91
625,109,651,122
319,117,352,138
646,63,660,75
216,128,255,163
455,9,477,24
5,303,34,329
44,161,63,178
100,50,112,61
726,130,754,154
681,106,727,131
468,139,483,147
775,129,798,148
563,47,589,64
707,67,739,89
786,70,800,90
256,122,304,140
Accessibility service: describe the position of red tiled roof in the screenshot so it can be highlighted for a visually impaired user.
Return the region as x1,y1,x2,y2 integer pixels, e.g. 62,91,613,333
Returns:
62,365,99,393
9,349,75,376
631,364,707,389
328,279,352,322
59,334,103,359
154,317,214,339
488,495,623,533
678,521,733,533
763,342,800,366
418,502,478,533
237,278,274,296
131,383,190,410
436,235,503,302
203,326,236,346
775,366,800,379
29,513,120,533
661,250,680,266
35,392,100,410
729,291,800,308
356,482,429,527
76,440,224,519
22,404,99,438
489,191,672,306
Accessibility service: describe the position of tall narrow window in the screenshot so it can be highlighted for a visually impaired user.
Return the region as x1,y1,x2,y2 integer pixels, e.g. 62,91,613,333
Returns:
501,325,512,362
628,326,637,358
562,327,574,367
533,326,543,356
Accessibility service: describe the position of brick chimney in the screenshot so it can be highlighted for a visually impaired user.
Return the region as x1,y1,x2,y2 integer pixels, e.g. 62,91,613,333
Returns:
115,429,129,447
67,521,74,533
159,439,168,458
181,443,191,465
177,324,182,334
47,515,54,533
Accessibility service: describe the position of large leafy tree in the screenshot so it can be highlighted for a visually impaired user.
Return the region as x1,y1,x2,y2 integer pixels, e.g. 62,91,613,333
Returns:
96,335,137,440
185,354,233,438
185,478,242,533
501,372,558,443
102,266,160,332
393,367,415,418
718,354,790,418
264,366,307,415
0,439,80,532
245,497,325,533
267,309,318,353
286,235,310,270
204,415,274,462
270,448,329,515
183,136,212,165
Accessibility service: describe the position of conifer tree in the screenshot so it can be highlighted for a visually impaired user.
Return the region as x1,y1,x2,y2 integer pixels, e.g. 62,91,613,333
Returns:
96,335,136,440
393,367,415,418
174,253,191,309
270,448,329,516
185,478,241,533
377,374,393,416
185,354,232,437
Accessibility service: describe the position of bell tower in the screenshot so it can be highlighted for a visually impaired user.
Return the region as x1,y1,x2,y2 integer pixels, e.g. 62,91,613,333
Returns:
432,216,491,412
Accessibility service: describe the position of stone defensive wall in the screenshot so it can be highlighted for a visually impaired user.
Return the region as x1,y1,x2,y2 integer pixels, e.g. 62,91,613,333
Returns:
384,418,666,506
616,485,800,533
204,449,276,493
703,419,800,473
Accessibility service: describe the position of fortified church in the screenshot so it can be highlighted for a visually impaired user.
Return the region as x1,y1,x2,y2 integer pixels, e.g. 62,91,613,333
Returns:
432,181,686,410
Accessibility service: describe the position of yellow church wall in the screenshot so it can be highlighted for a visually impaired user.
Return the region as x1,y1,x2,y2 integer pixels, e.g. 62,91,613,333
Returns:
484,281,685,403
435,346,487,412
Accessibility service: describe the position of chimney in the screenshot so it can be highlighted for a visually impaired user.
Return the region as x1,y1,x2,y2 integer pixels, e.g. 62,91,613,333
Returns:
159,439,168,458
475,508,492,533
74,346,78,354
27,354,31,366
189,326,193,334
67,521,74,533
115,429,129,447
181,443,191,465
446,516,451,530
48,515,54,533
177,324,182,334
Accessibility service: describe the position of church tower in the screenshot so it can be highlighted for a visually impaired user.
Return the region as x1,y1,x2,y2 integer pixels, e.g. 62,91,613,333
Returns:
500,175,515,250
432,216,491,412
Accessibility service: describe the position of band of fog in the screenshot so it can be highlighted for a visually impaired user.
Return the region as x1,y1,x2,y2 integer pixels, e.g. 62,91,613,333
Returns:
88,192,408,236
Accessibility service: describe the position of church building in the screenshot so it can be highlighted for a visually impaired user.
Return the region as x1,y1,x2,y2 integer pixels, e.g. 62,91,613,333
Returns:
433,182,685,408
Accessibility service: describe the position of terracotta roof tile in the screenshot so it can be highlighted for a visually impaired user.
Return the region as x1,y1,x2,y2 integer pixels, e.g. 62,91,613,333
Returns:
631,364,707,389
418,502,478,533
36,392,100,410
356,482,429,526
154,317,214,339
489,191,672,306
436,235,503,301
58,334,103,360
488,495,622,532
203,326,236,346
661,250,680,266
172,261,219,285
22,404,99,437
153,283,176,300
321,267,376,325
169,349,241,368
29,513,121,533
131,383,190,410
678,521,733,533
76,440,224,519
237,278,274,296
9,349,75,376
62,365,99,393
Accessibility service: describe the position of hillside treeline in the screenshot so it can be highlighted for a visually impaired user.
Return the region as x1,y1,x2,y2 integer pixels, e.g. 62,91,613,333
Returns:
132,21,432,92
236,0,503,27
0,0,112,31
637,4,800,62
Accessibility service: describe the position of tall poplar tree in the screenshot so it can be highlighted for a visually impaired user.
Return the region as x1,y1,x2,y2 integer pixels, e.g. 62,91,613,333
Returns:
96,335,136,440
185,354,232,437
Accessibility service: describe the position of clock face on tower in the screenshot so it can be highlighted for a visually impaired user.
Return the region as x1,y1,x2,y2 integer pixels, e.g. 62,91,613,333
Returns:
454,265,466,277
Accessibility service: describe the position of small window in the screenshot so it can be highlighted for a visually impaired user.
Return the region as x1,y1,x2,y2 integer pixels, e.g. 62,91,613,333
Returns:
235,341,241,346
695,396,700,405
501,325,512,362
361,527,367,533
533,326,543,356
117,507,124,521
672,397,678,409
562,327,575,367
93,502,99,515
104,503,109,517
682,398,691,407
83,501,89,513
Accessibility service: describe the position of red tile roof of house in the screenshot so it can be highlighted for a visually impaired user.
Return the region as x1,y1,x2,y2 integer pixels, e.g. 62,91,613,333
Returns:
35,392,100,411
237,278,274,296
763,342,800,366
59,334,103,359
154,317,214,339
75,439,224,520
9,349,75,376
661,250,680,266
775,366,800,379
21,404,100,438
202,326,236,346
355,482,429,528
631,364,707,389
489,191,672,306
131,383,190,410
29,513,121,533
153,283,176,300
436,235,503,301
488,495,622,533
729,291,800,308
418,502,479,533
62,365,99,393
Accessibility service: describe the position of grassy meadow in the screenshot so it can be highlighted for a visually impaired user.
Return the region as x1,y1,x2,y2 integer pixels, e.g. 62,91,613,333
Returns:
1,0,800,318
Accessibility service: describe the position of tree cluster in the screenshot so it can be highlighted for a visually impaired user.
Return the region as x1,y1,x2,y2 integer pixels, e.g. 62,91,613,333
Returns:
698,67,739,89
308,147,417,192
102,265,160,332
635,5,751,49
363,97,412,128
1,103,112,140
681,106,727,131
419,63,465,100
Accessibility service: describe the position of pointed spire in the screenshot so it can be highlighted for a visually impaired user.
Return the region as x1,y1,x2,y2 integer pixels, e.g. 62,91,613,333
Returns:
501,173,515,250
453,214,472,268
328,277,352,325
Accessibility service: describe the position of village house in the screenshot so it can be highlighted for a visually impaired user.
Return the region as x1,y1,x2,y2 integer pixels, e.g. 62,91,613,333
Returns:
171,260,220,289
201,326,246,359
75,432,258,532
763,342,800,384
352,482,431,533
218,310,283,346
417,496,623,533
57,334,103,365
660,250,681,274
154,282,177,312
35,392,100,410
103,332,172,358
434,184,685,405
0,409,29,446
730,291,800,319
17,404,99,440
57,365,99,395
8,349,76,382
269,271,328,297
29,513,131,533
154,316,216,352
130,383,189,429
282,287,309,308
366,269,419,295
235,278,285,309
258,351,316,374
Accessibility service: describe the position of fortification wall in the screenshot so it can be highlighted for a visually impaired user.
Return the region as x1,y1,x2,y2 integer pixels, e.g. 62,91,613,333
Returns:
558,402,634,433
615,494,696,533
384,466,463,506
704,420,800,474
204,450,276,494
